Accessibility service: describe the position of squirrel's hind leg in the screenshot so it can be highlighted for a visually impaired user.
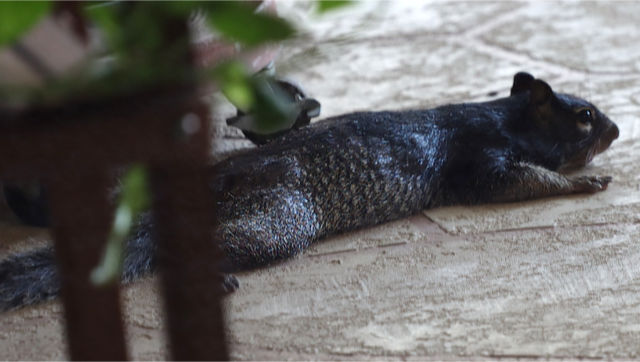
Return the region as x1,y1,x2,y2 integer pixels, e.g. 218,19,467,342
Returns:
218,187,321,271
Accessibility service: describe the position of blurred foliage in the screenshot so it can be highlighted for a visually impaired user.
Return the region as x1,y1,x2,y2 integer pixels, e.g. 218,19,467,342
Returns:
214,61,256,111
85,2,294,79
316,0,353,14
0,1,298,106
213,62,297,134
91,165,150,286
0,0,351,285
202,2,295,46
0,1,51,46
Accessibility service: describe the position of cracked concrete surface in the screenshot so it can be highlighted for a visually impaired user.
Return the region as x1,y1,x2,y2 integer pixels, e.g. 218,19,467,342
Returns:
1,1,640,360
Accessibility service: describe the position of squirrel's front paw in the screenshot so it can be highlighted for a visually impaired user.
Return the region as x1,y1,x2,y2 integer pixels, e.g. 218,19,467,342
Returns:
571,175,613,193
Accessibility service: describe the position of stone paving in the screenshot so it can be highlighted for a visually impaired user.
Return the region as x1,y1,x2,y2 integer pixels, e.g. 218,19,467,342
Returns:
2,1,640,360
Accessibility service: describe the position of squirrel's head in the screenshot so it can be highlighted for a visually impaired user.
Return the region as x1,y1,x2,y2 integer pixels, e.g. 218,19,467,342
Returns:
510,72,619,171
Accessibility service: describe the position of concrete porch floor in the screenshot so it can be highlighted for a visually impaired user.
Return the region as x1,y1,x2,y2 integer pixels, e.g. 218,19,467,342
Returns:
2,1,640,360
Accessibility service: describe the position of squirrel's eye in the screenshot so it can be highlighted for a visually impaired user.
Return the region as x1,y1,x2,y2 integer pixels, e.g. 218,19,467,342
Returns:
577,108,593,124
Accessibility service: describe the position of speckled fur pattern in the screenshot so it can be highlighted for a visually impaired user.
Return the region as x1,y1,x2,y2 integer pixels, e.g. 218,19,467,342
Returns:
0,73,620,311
212,111,447,269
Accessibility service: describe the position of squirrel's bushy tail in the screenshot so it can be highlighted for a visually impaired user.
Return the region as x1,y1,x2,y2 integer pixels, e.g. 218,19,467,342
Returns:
0,214,157,312
0,246,60,311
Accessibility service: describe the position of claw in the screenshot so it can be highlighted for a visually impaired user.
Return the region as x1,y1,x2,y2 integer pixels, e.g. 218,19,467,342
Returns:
572,175,613,193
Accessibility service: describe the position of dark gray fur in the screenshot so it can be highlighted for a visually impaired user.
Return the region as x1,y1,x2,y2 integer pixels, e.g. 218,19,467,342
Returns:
0,72,620,311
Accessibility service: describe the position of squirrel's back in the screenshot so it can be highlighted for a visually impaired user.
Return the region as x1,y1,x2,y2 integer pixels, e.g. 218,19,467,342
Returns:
213,110,449,239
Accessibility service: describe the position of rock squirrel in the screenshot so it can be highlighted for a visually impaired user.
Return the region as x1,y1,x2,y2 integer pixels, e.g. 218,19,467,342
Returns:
0,72,620,311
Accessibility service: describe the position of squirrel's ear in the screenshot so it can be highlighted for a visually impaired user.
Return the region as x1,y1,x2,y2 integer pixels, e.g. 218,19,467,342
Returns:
510,72,534,95
530,79,553,105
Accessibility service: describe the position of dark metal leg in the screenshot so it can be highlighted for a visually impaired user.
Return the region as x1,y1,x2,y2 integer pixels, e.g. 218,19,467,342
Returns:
47,170,128,361
151,167,228,360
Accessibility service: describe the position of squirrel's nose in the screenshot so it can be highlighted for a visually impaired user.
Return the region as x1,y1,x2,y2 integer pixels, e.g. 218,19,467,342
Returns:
609,123,620,140
600,123,620,152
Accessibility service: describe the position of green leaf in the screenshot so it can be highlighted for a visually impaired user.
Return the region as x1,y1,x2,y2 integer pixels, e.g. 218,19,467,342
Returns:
0,1,52,46
86,3,171,60
84,4,122,53
223,82,255,111
214,62,255,111
90,205,129,285
204,2,295,46
119,165,151,213
316,0,353,14
91,165,150,286
250,76,297,134
161,1,200,17
213,61,296,134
